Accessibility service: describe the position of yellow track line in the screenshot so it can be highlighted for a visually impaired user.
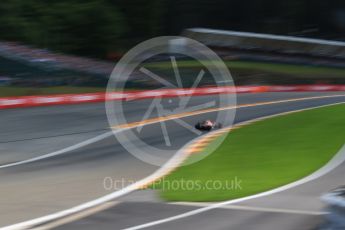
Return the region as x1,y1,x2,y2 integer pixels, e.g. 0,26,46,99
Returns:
5,94,345,230
113,94,345,130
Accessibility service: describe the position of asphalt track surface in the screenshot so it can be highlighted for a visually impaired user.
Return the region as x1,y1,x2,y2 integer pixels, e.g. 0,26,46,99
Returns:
1,92,345,229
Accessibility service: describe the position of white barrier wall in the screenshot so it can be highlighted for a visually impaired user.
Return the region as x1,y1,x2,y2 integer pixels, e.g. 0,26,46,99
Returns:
183,28,345,58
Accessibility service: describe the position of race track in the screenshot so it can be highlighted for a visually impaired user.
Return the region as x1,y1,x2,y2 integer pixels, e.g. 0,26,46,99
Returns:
1,91,345,230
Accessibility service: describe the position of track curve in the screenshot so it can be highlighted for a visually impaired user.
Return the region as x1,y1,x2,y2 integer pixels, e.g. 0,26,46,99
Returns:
1,91,345,229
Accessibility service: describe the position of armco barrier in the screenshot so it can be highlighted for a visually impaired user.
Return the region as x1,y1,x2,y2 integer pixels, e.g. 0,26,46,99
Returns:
183,28,345,59
0,85,345,109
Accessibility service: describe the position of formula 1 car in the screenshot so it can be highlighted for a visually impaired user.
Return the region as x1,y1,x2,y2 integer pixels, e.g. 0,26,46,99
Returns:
321,186,345,229
195,120,222,131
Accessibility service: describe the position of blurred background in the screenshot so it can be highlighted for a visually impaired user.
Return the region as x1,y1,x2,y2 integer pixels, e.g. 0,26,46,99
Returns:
0,0,345,95
1,2,345,229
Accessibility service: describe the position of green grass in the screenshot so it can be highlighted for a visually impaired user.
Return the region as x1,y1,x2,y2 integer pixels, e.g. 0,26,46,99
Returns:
152,104,345,202
145,60,345,78
0,86,104,97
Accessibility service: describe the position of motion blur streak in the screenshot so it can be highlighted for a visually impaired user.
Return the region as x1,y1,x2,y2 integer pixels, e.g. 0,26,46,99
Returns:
2,93,345,230
1,93,344,170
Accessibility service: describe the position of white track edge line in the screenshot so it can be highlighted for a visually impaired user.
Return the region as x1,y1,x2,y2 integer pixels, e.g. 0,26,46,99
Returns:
170,202,327,215
2,93,345,170
2,97,345,229
121,101,345,230
1,130,192,230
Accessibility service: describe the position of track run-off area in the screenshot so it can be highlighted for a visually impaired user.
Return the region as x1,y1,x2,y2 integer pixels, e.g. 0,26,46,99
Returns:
1,91,345,230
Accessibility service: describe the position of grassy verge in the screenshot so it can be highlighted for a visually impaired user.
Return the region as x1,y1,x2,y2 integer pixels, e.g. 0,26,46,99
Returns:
145,60,345,78
0,86,104,97
152,104,345,201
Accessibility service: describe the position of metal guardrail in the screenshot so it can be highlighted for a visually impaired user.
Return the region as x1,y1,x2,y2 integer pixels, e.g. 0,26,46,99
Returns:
183,28,345,59
321,186,345,229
